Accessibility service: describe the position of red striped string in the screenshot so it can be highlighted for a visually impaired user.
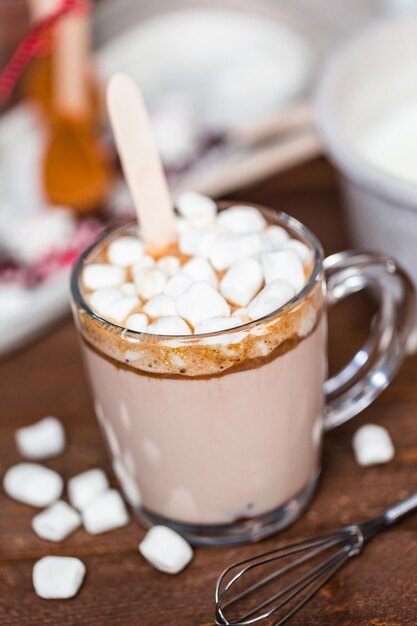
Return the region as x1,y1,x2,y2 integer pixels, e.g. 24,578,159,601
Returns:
0,0,90,102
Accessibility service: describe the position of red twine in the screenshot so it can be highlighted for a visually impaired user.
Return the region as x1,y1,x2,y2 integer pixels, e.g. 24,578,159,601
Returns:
0,0,90,102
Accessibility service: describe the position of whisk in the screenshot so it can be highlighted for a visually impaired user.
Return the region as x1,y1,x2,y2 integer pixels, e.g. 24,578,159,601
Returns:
215,492,417,625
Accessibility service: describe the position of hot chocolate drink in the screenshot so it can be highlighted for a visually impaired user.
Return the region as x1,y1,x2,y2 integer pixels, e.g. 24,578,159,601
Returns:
72,194,326,543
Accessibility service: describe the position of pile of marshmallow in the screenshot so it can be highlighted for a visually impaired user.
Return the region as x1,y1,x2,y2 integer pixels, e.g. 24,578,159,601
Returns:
83,192,312,335
3,417,193,600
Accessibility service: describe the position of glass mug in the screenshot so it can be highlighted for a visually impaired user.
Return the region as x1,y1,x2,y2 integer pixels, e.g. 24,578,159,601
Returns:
70,204,415,545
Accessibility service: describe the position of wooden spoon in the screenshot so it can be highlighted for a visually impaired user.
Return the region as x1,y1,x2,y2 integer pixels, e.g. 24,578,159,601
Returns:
106,73,177,255
42,2,112,213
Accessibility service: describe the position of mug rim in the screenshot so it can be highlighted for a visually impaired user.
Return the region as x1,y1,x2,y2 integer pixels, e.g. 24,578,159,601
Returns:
70,203,324,340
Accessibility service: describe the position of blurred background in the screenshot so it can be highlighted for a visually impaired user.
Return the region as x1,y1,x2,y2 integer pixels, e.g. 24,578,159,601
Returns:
1,0,417,356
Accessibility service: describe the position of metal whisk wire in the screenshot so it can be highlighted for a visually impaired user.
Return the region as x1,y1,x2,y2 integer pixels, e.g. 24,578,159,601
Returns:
215,492,417,626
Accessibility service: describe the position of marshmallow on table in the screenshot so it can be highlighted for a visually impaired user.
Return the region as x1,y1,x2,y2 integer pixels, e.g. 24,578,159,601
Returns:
179,228,216,258
139,525,193,574
352,424,395,467
220,257,263,307
182,257,218,287
82,489,129,534
176,191,217,228
263,225,290,249
147,316,191,336
32,501,81,542
134,267,168,300
15,416,66,460
107,236,145,266
261,249,305,292
157,255,181,276
176,281,230,327
33,556,86,599
3,463,63,507
164,272,193,298
83,264,125,290
68,468,109,511
143,294,177,318
247,279,295,321
125,313,149,332
217,205,266,233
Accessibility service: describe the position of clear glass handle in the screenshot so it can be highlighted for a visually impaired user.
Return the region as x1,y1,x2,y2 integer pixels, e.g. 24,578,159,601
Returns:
323,251,415,431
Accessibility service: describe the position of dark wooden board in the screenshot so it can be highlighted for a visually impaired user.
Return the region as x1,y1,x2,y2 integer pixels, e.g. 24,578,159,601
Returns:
1,159,417,625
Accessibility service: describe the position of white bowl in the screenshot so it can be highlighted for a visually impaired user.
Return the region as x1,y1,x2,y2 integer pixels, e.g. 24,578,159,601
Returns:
97,0,321,129
315,15,417,304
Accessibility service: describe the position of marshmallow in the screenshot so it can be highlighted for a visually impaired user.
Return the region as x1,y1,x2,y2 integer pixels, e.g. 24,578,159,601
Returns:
139,525,193,574
147,316,191,336
352,424,395,467
182,257,218,287
143,294,177,318
157,255,181,276
15,416,66,460
68,469,109,511
125,313,149,332
261,249,305,292
176,282,230,327
132,255,155,273
107,236,144,266
179,228,216,257
217,205,266,233
164,272,193,298
106,296,140,323
220,257,263,306
263,225,290,249
176,191,217,228
284,239,312,265
209,233,265,271
194,317,242,334
82,489,130,534
89,287,123,315
175,216,189,233
232,307,250,322
3,463,63,507
209,234,246,270
33,556,86,599
134,267,168,300
247,279,295,320
120,282,137,297
32,500,81,542
83,264,125,290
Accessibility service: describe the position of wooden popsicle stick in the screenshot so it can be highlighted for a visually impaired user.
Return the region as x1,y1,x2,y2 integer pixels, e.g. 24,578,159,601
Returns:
106,73,177,254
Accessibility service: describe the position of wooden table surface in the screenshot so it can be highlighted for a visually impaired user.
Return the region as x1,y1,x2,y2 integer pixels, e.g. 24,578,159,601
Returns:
1,159,417,625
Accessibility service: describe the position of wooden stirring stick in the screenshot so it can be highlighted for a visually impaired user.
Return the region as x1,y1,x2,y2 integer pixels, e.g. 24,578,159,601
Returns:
107,73,177,255
43,0,112,213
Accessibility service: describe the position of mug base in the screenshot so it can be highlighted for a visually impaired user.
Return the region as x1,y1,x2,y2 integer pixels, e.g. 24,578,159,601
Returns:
134,471,320,546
